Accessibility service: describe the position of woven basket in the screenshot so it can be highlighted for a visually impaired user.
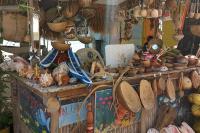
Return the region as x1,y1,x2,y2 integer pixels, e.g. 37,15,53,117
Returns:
2,12,27,42
76,48,104,67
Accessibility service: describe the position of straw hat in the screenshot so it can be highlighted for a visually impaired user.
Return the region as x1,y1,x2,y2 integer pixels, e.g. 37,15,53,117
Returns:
140,80,155,110
117,81,142,112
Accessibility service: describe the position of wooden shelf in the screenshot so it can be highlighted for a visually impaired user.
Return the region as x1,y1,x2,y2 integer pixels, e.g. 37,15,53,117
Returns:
11,66,200,101
0,5,20,11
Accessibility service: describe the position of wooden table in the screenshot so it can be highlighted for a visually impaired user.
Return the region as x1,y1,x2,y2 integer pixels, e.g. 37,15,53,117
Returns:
11,67,199,133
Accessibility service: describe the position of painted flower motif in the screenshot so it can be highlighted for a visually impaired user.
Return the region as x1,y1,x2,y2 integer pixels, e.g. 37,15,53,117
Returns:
99,97,103,101
101,101,106,105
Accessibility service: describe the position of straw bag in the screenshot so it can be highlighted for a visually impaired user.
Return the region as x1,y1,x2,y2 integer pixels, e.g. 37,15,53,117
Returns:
2,12,27,42
117,81,142,113
140,80,155,110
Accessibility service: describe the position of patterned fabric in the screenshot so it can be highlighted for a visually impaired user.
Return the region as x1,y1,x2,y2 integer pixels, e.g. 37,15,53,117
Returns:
68,48,92,85
40,49,58,68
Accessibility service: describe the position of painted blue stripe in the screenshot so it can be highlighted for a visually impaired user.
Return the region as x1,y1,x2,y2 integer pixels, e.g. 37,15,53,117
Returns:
40,49,58,68
68,48,92,85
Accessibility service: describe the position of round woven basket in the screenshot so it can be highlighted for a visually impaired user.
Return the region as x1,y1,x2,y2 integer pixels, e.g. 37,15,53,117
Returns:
51,41,71,51
140,80,155,110
117,81,142,113
76,48,104,66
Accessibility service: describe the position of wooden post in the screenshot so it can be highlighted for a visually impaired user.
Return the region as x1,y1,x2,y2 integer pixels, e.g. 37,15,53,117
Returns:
28,0,34,51
46,97,60,133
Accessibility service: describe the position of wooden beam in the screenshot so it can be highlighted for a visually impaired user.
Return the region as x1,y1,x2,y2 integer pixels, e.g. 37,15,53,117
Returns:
0,5,20,11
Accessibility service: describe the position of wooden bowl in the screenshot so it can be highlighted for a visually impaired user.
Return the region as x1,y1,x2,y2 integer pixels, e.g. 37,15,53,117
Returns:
51,41,71,51
77,36,93,44
117,81,142,112
47,22,67,32
165,63,174,68
173,63,187,67
176,56,188,64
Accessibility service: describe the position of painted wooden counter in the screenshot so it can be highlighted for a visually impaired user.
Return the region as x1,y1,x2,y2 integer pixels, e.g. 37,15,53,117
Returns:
11,67,199,133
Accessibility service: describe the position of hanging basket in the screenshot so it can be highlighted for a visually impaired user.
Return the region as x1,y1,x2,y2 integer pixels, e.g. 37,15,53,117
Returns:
77,36,93,44
2,12,27,42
